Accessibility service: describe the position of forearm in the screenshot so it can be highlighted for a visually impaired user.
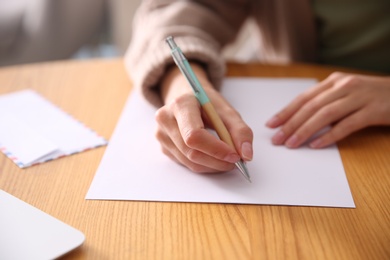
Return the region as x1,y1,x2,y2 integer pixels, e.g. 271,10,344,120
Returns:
125,0,250,107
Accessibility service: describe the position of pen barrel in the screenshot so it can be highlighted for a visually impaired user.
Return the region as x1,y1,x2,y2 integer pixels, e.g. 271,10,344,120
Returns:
182,60,210,105
202,102,235,148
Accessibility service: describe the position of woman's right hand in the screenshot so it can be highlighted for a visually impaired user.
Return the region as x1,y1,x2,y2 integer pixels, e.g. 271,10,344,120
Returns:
155,64,254,173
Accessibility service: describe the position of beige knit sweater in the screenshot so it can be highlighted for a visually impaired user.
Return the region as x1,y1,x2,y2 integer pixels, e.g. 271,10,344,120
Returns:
125,0,317,107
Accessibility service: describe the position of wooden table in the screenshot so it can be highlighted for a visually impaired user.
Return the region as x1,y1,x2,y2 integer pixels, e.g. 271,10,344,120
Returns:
0,59,389,260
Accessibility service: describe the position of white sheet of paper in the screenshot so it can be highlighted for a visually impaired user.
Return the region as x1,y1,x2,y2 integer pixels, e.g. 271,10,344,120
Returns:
0,90,107,168
86,78,355,208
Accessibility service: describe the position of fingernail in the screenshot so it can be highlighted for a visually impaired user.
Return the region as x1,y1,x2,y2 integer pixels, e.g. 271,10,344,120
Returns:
309,138,322,148
272,130,285,144
224,153,240,163
266,116,281,127
285,135,298,148
241,142,253,161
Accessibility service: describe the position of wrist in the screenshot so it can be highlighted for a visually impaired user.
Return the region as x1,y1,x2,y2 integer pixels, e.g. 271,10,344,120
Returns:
160,62,210,104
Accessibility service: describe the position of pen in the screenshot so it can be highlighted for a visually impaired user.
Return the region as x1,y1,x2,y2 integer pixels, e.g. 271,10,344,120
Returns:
165,36,251,183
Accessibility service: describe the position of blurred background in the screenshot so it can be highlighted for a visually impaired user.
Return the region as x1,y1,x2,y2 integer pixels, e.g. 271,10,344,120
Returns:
0,0,257,67
0,0,139,66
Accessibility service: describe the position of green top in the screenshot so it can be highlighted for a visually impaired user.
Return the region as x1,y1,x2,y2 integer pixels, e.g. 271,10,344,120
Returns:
313,0,390,73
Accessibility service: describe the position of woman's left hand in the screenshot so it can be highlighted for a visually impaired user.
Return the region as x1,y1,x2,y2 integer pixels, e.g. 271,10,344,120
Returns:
266,72,390,148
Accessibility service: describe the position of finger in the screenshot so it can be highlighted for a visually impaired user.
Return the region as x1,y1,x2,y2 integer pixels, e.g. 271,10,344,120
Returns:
271,84,349,145
156,102,238,169
220,109,254,161
161,146,220,173
157,127,234,173
170,97,240,164
205,88,254,161
266,74,339,128
284,97,362,148
309,108,372,148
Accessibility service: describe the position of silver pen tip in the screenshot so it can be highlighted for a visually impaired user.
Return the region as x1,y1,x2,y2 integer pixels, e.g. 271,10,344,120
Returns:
235,160,251,183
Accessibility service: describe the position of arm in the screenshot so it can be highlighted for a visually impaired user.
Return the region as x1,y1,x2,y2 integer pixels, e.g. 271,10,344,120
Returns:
124,0,254,172
124,0,251,106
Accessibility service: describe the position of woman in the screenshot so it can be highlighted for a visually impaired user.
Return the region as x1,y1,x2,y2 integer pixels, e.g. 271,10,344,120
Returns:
125,0,390,173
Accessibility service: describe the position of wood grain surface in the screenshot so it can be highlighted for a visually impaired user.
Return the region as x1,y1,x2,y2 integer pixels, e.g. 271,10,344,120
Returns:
0,59,389,260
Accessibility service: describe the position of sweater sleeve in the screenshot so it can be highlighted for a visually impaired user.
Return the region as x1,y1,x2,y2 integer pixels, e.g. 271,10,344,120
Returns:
124,0,251,107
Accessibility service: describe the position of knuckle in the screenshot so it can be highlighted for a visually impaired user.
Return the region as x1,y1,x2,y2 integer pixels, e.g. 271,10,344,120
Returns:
302,100,320,113
337,75,361,90
297,90,312,102
170,93,194,109
227,112,253,136
281,124,294,135
289,91,310,109
155,107,168,124
182,128,203,147
328,71,345,80
154,128,164,141
169,97,183,109
237,125,254,140
185,148,201,162
320,107,337,119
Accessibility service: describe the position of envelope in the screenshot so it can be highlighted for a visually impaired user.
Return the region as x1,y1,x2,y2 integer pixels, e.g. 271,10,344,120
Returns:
0,90,107,168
